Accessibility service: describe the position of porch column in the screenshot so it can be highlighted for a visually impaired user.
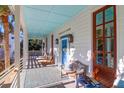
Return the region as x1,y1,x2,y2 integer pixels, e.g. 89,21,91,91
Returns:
42,39,45,56
23,26,28,68
41,40,42,56
42,40,43,55
51,34,54,64
51,34,54,57
46,37,47,54
14,5,20,88
2,15,10,69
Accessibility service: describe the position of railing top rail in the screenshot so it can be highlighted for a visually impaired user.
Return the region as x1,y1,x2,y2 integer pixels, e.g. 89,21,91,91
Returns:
0,63,15,77
0,59,23,78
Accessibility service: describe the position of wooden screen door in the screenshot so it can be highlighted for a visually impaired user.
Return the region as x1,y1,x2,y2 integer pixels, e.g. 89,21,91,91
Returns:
93,5,117,87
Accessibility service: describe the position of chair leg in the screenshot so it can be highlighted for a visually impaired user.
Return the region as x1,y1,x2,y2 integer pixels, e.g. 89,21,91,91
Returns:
42,64,46,67
75,75,80,88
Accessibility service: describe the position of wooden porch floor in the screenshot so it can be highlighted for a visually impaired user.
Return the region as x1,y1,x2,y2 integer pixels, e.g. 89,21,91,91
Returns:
21,54,76,88
24,66,62,88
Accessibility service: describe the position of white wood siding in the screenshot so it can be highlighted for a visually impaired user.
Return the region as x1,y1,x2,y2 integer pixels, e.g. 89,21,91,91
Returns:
116,6,124,79
47,5,124,77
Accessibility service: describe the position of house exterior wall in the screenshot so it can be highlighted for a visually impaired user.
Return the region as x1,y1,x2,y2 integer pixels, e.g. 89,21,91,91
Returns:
116,6,124,79
47,5,124,77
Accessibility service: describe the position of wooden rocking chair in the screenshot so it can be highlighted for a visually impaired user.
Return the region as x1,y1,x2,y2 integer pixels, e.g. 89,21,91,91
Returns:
38,56,54,66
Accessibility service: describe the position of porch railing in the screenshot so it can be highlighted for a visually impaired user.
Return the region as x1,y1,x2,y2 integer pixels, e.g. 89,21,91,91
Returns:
0,58,23,88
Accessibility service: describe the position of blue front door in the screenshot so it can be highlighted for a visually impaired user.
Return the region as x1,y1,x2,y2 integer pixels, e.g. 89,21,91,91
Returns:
62,38,68,65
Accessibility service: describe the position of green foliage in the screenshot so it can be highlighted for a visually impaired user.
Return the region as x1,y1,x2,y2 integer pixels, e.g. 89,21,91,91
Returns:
29,39,42,50
0,5,9,16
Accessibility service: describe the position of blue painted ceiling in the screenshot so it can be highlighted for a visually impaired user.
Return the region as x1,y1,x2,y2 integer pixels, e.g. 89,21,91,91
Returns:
23,5,86,38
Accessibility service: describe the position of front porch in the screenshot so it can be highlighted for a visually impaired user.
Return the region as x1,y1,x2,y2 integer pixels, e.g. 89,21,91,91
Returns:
0,5,124,88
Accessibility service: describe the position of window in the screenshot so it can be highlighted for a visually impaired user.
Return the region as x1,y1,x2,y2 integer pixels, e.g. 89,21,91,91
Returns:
93,6,116,68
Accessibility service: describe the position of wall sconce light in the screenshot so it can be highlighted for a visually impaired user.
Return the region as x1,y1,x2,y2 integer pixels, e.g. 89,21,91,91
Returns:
68,34,73,43
56,38,59,44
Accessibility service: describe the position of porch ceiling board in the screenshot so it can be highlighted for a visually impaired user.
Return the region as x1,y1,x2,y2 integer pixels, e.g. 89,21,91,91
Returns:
23,5,86,38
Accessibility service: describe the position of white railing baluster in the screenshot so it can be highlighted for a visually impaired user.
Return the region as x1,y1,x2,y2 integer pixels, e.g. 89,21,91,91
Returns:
0,58,23,88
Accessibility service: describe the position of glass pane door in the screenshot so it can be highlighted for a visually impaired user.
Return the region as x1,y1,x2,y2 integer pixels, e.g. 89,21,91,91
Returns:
94,6,116,68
